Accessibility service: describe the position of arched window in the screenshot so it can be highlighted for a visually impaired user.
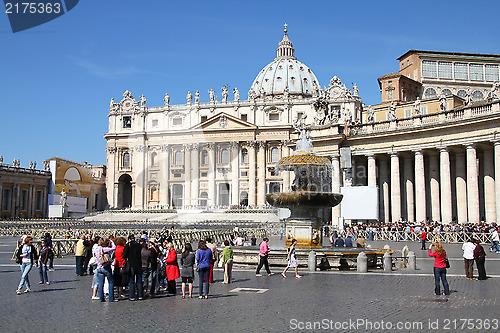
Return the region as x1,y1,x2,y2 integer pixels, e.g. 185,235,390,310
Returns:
241,149,248,164
457,89,467,99
424,87,437,99
201,150,208,165
174,150,183,166
122,152,130,168
271,147,280,163
220,148,229,164
441,88,453,96
150,152,158,167
472,90,484,102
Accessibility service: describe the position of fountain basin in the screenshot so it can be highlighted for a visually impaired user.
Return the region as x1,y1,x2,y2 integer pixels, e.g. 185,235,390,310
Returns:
266,192,343,209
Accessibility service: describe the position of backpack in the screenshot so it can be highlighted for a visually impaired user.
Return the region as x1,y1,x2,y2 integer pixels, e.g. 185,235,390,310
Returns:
15,246,22,264
99,249,112,266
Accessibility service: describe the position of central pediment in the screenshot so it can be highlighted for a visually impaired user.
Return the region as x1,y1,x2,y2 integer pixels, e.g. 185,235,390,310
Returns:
191,112,257,131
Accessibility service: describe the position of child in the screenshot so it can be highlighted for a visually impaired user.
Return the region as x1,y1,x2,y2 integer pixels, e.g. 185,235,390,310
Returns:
38,239,54,285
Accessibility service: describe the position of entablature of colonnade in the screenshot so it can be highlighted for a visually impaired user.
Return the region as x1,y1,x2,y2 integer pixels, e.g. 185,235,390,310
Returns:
342,100,500,156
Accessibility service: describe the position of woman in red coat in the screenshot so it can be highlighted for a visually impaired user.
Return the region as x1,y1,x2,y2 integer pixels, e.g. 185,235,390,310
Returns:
165,243,180,295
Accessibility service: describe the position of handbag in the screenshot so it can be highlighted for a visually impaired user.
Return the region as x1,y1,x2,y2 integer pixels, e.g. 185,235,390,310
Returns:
445,258,450,268
120,261,130,275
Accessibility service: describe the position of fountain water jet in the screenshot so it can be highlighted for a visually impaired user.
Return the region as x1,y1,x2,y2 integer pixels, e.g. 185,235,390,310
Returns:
266,129,343,248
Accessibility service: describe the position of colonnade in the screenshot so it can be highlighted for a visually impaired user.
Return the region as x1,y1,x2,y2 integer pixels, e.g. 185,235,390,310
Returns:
332,142,500,224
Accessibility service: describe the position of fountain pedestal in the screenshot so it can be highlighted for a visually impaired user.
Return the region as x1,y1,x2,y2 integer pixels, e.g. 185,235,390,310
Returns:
285,218,323,248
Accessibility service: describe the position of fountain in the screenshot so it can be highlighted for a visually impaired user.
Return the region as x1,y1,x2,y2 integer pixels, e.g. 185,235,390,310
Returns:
266,129,343,248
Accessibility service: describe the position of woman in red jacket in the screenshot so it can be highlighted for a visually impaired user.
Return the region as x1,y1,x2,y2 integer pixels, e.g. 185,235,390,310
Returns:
428,242,450,296
165,243,180,295
113,237,128,298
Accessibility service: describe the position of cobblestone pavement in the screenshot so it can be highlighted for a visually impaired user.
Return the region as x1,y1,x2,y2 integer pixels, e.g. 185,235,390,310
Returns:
1,236,499,333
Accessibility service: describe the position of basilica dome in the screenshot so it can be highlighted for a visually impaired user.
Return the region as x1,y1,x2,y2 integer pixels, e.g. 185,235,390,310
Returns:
250,28,321,98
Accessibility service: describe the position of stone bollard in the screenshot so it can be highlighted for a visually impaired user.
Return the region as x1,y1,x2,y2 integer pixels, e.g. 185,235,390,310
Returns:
408,251,416,270
357,252,368,272
383,252,392,272
308,251,317,272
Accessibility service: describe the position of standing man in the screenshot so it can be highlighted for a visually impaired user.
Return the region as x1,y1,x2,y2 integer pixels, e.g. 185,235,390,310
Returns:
420,230,427,250
82,234,94,275
473,239,487,280
205,237,217,283
75,235,87,276
462,238,476,280
123,234,143,300
256,237,273,276
490,227,500,253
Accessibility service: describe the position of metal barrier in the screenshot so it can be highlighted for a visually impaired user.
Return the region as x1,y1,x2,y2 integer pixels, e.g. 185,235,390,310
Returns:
339,230,493,244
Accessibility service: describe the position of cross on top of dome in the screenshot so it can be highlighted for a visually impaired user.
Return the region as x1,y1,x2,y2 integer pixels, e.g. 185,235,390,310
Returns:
276,24,295,60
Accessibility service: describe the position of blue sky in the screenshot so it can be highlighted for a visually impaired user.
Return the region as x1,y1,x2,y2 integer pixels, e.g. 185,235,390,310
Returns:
1,0,499,167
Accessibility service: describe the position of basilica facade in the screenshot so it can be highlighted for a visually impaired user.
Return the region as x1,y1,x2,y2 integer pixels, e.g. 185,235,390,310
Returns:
105,28,500,225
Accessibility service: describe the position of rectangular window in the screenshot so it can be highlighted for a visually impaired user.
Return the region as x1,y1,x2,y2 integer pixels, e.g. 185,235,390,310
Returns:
485,64,499,82
454,63,468,80
404,108,412,118
174,173,182,178
240,114,247,122
2,188,11,211
438,62,452,79
200,116,208,123
469,63,484,81
152,119,158,127
201,172,208,178
172,118,183,126
240,171,248,177
269,113,280,121
36,190,42,211
122,116,132,128
422,60,437,78
21,189,27,211
421,106,428,115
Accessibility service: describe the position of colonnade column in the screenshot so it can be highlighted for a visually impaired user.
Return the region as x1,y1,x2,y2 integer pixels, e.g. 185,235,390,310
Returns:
466,144,480,223
403,156,414,223
331,155,341,225
367,155,377,187
429,153,440,222
231,142,239,206
414,150,426,223
439,148,452,224
257,141,267,206
191,144,199,207
248,141,257,206
208,143,216,207
183,145,191,208
379,158,390,223
390,153,401,222
483,148,496,223
455,152,468,223
495,142,500,223
161,145,170,207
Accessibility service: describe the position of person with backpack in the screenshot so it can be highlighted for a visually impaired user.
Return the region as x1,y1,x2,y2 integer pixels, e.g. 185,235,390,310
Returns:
281,239,301,279
16,236,38,295
92,238,116,302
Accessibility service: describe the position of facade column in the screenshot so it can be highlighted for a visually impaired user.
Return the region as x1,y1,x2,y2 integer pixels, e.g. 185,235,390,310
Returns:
161,145,170,207
367,155,377,187
404,156,414,223
439,148,452,224
414,150,426,223
466,144,480,223
208,143,216,207
257,141,267,206
132,145,146,209
378,158,390,223
248,141,257,206
483,147,496,223
495,142,500,224
106,147,116,208
191,144,199,207
231,142,240,206
183,144,191,208
429,152,441,222
113,183,119,209
390,153,401,222
455,152,468,223
331,155,341,225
